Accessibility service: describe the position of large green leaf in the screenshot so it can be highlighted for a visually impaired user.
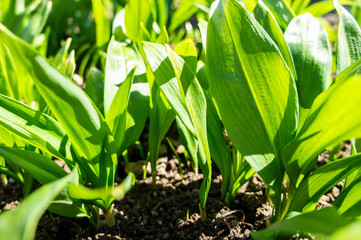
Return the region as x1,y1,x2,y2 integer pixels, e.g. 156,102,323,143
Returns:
284,13,331,109
284,13,332,131
252,207,353,240
253,2,296,78
170,40,212,210
0,145,67,185
207,0,298,189
335,0,361,75
104,37,145,115
0,167,77,240
289,154,361,213
106,67,135,153
144,40,212,212
262,0,295,30
283,74,361,185
31,55,111,186
124,0,153,42
327,219,361,240
143,42,196,136
0,94,72,162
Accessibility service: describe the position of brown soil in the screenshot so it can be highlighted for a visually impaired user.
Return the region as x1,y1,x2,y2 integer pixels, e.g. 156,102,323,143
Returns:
35,157,271,240
0,141,349,240
0,151,271,240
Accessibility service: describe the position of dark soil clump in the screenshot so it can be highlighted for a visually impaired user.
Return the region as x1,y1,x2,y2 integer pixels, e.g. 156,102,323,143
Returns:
34,158,269,240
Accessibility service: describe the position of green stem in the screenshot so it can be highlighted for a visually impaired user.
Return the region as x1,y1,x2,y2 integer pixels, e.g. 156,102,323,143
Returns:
105,204,116,227
199,204,207,222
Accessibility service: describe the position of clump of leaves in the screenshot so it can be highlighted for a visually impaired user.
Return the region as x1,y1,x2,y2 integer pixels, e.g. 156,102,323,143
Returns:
206,0,361,238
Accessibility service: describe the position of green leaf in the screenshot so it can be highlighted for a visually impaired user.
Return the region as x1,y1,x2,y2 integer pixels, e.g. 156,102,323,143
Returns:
57,50,75,78
85,67,105,114
252,207,353,240
301,0,354,17
13,0,52,44
0,167,77,240
0,145,67,185
262,0,295,30
170,41,212,212
104,37,145,115
119,83,150,153
283,73,361,185
0,24,39,104
68,172,135,210
31,55,112,186
284,13,332,131
168,0,198,33
229,149,255,200
52,38,72,67
291,0,311,14
334,176,361,217
144,40,212,211
124,0,153,42
289,154,361,212
155,0,170,28
328,218,361,240
204,92,233,201
335,0,361,75
176,117,198,170
207,0,298,188
143,42,196,136
198,19,208,53
91,0,110,49
0,94,73,162
106,67,135,153
148,88,175,175
253,2,296,78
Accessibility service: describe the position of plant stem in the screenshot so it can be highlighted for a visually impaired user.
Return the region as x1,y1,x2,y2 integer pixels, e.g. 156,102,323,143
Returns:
105,205,116,227
199,204,207,222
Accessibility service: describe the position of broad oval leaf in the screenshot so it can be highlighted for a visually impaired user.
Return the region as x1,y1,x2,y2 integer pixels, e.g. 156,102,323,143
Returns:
207,0,298,186
106,67,136,153
335,0,361,76
104,37,145,115
284,13,332,109
143,42,196,136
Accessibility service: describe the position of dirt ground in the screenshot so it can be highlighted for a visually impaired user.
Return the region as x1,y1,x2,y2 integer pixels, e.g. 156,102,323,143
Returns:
0,139,348,240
